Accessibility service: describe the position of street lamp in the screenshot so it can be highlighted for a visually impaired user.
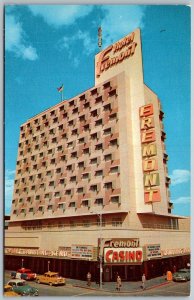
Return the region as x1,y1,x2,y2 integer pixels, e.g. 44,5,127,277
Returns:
91,211,103,289
21,259,24,268
48,260,50,272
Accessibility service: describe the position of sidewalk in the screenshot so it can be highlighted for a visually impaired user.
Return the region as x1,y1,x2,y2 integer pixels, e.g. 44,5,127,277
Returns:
66,275,172,293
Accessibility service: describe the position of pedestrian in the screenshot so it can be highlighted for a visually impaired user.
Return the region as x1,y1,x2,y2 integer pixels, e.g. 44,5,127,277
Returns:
173,265,176,273
86,272,91,286
141,273,146,290
116,275,122,291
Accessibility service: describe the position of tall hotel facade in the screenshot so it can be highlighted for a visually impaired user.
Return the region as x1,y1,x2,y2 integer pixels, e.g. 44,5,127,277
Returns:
5,29,190,281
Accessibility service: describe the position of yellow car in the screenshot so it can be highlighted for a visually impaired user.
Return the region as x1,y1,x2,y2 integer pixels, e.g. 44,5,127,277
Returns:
4,284,20,297
36,271,66,286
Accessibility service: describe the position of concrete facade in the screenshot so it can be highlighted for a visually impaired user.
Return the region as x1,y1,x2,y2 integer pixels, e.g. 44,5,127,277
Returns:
5,28,190,281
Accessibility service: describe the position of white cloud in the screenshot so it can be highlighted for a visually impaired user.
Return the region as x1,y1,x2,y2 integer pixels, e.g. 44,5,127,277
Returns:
172,196,190,205
28,5,93,27
170,169,190,186
5,14,38,61
5,170,15,214
101,5,146,48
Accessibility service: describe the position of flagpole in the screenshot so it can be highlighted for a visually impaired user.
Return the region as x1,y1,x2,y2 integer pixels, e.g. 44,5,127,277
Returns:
61,89,63,101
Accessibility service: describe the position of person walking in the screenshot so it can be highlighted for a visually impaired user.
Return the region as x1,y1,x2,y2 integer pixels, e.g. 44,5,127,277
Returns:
87,272,91,286
142,273,146,290
116,275,122,291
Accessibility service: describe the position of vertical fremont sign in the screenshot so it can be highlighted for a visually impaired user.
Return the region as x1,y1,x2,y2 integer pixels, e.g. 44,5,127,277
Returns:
139,104,161,203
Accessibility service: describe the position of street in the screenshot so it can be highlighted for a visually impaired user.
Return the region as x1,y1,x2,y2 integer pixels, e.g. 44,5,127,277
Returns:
4,271,190,297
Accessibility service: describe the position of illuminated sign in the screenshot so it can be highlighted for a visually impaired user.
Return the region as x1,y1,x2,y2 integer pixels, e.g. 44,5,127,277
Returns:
5,247,71,258
139,103,161,203
161,248,190,257
145,244,161,259
96,31,137,77
71,245,93,259
104,247,143,264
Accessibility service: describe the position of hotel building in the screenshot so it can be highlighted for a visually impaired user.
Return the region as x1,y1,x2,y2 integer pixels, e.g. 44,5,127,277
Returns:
5,29,190,281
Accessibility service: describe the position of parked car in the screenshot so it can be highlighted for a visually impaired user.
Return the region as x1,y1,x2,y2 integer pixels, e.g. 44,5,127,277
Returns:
11,268,37,280
36,271,66,286
7,279,39,296
4,284,20,297
173,269,190,282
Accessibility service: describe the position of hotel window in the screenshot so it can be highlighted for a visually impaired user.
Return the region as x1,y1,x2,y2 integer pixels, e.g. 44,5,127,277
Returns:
50,110,56,116
69,201,76,207
29,207,34,213
43,141,48,147
68,120,74,126
34,118,39,124
91,132,98,140
53,117,58,123
27,196,31,202
65,189,72,195
15,189,19,194
69,99,75,107
73,107,78,114
90,185,98,192
21,133,25,138
58,203,65,210
84,102,90,109
72,129,77,136
50,158,55,164
61,155,66,161
63,112,67,119
36,195,40,200
39,152,43,158
71,151,77,158
82,200,90,207
103,128,112,135
56,168,61,174
38,206,44,212
95,170,103,177
79,115,85,122
90,157,97,164
110,166,119,174
19,151,23,156
61,133,67,139
59,178,65,184
31,185,35,190
104,182,112,189
70,176,76,182
47,205,53,211
45,193,50,199
36,125,41,131
83,124,90,131
82,172,89,180
48,149,53,155
104,154,112,161
103,81,111,89
91,109,98,117
95,198,103,206
109,113,117,121
95,143,103,150
57,145,63,152
95,96,102,104
19,198,23,203
35,144,39,150
83,147,90,154
66,164,72,171
21,209,25,214
17,169,21,175
58,124,63,131
42,114,47,120
13,210,17,214
112,217,122,227
49,181,55,186
77,187,84,194
103,103,111,111
78,137,85,144
52,137,57,143
46,170,51,176
54,192,60,198
20,126,24,131
95,119,102,126
40,183,44,189
108,89,117,97
59,105,64,111
111,196,120,204
78,161,85,169
67,141,73,148
110,138,118,146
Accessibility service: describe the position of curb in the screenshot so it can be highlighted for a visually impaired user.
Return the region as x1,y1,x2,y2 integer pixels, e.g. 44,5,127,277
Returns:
72,280,172,293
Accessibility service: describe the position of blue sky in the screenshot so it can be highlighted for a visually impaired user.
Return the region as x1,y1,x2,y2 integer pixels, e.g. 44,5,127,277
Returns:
5,5,191,216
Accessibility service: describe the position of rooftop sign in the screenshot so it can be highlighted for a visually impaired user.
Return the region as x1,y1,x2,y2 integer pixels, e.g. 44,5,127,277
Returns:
96,31,137,78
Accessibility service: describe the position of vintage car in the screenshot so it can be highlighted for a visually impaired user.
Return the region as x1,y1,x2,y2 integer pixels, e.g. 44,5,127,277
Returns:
173,269,190,282
11,268,37,280
4,284,20,297
36,271,66,286
7,279,39,296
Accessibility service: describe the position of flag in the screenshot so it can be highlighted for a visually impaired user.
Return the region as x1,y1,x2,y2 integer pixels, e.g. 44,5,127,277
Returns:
57,84,64,93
